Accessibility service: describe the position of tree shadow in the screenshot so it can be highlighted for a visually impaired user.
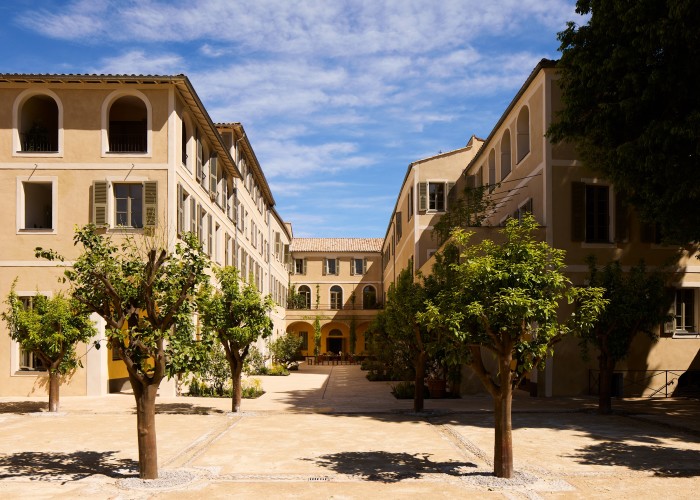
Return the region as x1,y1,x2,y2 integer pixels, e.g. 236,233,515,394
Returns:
305,451,476,482
568,440,700,477
0,401,47,414
0,450,137,481
153,402,226,415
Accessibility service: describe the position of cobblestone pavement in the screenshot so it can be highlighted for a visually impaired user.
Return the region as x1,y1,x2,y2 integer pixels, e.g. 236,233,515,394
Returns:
0,364,698,499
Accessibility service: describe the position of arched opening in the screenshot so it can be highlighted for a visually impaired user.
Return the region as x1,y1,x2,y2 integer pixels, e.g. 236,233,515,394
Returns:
108,95,147,152
298,285,311,309
363,285,377,309
488,149,496,193
516,106,530,162
500,130,512,181
330,285,343,310
19,94,58,152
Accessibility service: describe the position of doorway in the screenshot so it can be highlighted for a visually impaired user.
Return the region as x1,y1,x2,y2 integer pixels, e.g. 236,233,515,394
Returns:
326,337,343,354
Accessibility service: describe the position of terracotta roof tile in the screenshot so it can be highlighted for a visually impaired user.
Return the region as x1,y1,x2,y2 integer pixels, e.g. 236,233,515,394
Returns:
291,238,383,253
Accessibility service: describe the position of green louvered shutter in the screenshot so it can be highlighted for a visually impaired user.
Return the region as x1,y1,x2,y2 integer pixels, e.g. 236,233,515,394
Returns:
93,180,109,227
144,181,158,229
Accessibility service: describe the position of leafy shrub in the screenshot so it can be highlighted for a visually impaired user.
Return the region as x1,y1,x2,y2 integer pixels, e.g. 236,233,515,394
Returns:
391,381,415,399
266,364,290,376
244,346,268,375
241,377,264,398
268,333,303,369
391,381,430,400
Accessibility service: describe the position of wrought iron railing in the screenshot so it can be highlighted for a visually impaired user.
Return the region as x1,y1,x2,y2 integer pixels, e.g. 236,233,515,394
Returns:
287,302,383,311
108,133,147,153
589,369,700,398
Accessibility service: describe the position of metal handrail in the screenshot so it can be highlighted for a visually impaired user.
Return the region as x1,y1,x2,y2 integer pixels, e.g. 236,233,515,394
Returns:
588,369,699,398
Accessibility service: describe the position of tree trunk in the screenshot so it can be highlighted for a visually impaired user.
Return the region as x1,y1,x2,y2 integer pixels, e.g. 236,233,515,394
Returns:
131,375,159,479
493,356,513,478
598,349,615,415
48,369,60,412
230,359,243,413
413,350,426,412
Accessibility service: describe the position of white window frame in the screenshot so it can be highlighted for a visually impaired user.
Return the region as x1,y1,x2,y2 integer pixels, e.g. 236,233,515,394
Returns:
12,89,64,158
427,181,447,212
666,288,700,338
10,290,52,376
16,176,58,234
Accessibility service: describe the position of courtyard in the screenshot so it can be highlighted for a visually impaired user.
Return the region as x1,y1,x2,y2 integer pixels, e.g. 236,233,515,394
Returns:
0,363,698,499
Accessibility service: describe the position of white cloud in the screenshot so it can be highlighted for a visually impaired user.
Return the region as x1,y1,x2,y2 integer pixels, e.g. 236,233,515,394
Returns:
89,50,186,75
199,44,227,58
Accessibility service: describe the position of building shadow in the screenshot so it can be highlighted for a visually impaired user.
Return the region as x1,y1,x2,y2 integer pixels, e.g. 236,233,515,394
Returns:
305,451,476,482
0,450,137,480
567,441,700,477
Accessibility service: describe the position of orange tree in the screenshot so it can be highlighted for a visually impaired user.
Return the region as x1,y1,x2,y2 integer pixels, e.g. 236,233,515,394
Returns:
2,283,96,412
197,266,273,413
419,215,606,478
36,225,209,479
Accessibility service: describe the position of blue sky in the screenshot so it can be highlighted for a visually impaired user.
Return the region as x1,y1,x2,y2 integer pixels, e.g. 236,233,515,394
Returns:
1,0,583,238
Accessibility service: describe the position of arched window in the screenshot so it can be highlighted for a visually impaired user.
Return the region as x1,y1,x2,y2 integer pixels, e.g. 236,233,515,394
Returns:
488,149,496,193
363,285,377,309
516,106,530,162
298,285,311,309
330,285,343,310
18,94,59,152
108,95,148,153
500,130,511,181
328,328,343,337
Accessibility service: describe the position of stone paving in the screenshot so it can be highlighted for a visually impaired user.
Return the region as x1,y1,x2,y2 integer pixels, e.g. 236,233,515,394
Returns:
0,363,699,498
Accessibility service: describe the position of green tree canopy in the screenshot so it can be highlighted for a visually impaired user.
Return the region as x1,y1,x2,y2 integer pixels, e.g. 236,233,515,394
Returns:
419,215,606,478
2,283,96,412
36,225,210,479
583,258,672,413
198,266,274,412
548,0,700,242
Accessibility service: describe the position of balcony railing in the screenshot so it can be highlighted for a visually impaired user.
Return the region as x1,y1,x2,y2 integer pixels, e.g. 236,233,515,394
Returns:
287,302,383,311
108,133,147,153
20,133,57,152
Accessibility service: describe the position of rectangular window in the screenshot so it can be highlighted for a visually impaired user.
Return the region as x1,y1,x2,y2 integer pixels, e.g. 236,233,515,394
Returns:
114,183,143,228
18,178,56,232
294,258,305,275
571,182,612,243
395,212,402,241
407,186,414,221
325,258,338,275
585,185,610,243
177,185,189,236
352,258,365,276
428,182,445,211
667,289,696,335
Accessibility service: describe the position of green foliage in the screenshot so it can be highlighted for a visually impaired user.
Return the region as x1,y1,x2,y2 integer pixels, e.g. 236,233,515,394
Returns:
419,215,607,390
266,364,290,376
268,332,303,369
2,282,96,375
36,226,210,384
548,0,700,242
391,381,417,399
241,377,264,398
313,316,321,355
198,265,273,410
582,258,671,364
287,284,307,310
433,185,495,244
191,343,231,396
243,345,267,375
